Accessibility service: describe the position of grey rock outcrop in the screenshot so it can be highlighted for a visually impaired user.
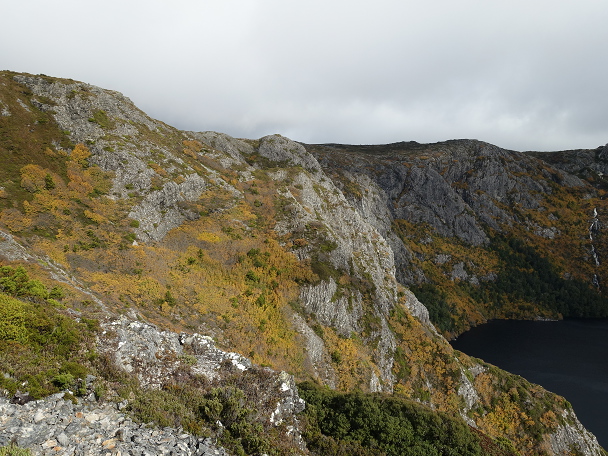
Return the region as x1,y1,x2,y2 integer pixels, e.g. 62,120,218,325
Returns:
548,409,603,456
333,171,425,285
257,136,400,389
190,131,254,165
457,371,482,427
14,74,161,144
12,75,221,243
97,317,306,448
128,173,208,242
0,394,227,456
308,139,587,285
528,145,608,186
202,133,407,391
0,314,307,456
99,317,252,387
257,135,322,173
291,314,338,388
0,99,10,116
402,289,435,331
299,278,363,336
0,230,35,262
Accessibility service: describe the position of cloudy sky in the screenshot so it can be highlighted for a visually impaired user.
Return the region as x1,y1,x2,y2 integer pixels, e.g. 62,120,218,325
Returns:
3,0,608,151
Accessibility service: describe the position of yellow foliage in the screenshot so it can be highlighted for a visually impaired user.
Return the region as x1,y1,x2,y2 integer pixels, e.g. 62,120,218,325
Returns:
32,238,68,266
67,162,94,196
540,410,557,428
183,139,203,151
70,143,91,164
20,164,47,193
183,149,198,159
0,208,32,231
487,401,520,436
386,302,470,413
148,162,168,177
26,190,68,214
322,328,373,391
83,209,106,225
21,200,36,216
197,232,221,243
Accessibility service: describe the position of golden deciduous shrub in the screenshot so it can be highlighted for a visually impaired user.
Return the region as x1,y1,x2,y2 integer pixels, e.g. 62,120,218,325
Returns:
67,161,94,195
0,208,32,231
148,162,168,177
20,164,47,193
183,140,204,159
70,143,91,164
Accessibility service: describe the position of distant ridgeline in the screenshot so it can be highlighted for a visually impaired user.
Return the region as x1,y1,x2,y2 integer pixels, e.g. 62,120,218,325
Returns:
0,70,604,455
309,140,608,335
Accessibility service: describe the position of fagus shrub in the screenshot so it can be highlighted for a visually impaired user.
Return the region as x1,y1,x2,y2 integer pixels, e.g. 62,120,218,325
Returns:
0,266,92,399
298,381,483,456
0,292,92,398
127,373,281,456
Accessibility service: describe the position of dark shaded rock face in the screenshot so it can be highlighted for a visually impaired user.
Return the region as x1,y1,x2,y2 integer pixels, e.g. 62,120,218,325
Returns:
307,139,592,286
313,141,551,241
527,144,608,188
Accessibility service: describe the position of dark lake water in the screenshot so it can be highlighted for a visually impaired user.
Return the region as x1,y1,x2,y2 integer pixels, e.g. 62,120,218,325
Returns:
451,319,608,448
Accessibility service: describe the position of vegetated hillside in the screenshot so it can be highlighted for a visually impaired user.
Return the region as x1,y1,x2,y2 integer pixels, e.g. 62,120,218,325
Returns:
0,70,604,456
308,141,608,336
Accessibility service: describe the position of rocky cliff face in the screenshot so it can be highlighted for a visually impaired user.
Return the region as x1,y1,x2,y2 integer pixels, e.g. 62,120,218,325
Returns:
0,71,605,456
308,140,608,333
311,139,584,252
527,144,608,188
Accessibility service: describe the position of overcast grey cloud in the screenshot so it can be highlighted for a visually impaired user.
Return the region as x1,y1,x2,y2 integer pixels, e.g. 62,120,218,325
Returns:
2,0,608,151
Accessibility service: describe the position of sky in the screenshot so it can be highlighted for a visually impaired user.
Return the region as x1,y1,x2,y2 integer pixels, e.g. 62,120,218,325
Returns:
2,0,608,151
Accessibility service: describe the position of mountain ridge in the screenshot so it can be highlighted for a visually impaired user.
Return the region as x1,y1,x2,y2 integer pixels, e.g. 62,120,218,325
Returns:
0,70,605,455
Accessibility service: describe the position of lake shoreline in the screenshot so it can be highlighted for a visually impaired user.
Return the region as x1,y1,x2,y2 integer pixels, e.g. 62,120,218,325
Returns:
451,318,608,448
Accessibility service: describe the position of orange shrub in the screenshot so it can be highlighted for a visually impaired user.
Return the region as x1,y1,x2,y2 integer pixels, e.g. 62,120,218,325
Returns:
20,164,47,193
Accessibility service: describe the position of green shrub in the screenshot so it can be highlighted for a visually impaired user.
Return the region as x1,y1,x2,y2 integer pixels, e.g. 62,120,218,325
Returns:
0,445,33,456
409,283,455,333
0,290,92,399
127,376,274,455
44,174,55,190
246,248,269,268
245,271,260,283
298,381,483,456
0,266,49,299
309,257,341,283
88,110,114,129
319,240,338,253
51,373,75,389
60,360,88,379
164,290,176,307
49,286,65,299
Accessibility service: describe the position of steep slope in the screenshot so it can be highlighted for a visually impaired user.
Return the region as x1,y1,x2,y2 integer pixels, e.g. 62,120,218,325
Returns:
0,71,604,456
